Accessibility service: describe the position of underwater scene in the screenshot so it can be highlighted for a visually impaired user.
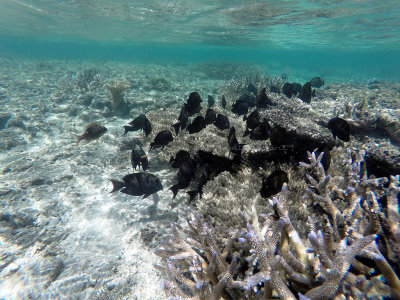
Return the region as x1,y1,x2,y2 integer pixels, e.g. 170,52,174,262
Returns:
1,1,400,299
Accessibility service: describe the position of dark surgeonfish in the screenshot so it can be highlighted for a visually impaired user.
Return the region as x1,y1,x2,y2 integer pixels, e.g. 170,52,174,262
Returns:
231,99,248,117
208,95,215,108
187,116,206,134
123,114,152,136
76,123,107,144
238,94,256,108
169,150,191,168
221,95,227,109
327,117,350,142
110,172,163,199
228,127,244,155
131,144,148,171
185,92,203,116
282,83,293,98
310,77,324,88
255,88,271,108
249,121,271,141
150,130,173,150
300,82,312,104
204,109,217,125
244,109,261,136
260,170,288,198
170,158,196,198
214,114,230,130
172,105,189,135
291,83,302,96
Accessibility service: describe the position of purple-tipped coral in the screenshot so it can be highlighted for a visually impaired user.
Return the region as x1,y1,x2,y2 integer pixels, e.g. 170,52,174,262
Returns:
154,151,400,299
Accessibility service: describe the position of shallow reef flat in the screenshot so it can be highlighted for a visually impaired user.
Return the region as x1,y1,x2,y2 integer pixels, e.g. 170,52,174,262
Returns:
0,57,399,299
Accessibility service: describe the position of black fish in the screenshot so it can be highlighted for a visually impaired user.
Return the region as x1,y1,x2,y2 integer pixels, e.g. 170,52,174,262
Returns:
282,83,293,98
150,130,173,150
255,88,271,108
131,144,148,171
214,114,230,130
185,92,202,116
260,170,288,198
247,83,258,95
123,114,151,136
172,105,189,135
187,116,206,134
143,117,152,136
244,110,261,136
270,125,287,147
228,127,243,155
204,108,217,125
327,117,350,142
300,82,312,104
310,77,324,88
291,83,302,96
208,95,215,108
231,100,248,116
110,172,163,199
169,150,191,168
76,123,107,144
249,122,271,141
238,93,256,108
170,159,196,198
221,95,226,109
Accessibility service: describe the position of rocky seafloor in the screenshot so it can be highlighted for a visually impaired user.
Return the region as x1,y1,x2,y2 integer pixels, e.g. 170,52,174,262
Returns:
0,57,399,299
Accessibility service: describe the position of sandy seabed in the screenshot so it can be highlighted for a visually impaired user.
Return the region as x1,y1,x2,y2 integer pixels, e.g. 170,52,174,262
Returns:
0,57,399,299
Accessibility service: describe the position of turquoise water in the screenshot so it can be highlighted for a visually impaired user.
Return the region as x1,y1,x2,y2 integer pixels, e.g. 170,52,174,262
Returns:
1,0,400,81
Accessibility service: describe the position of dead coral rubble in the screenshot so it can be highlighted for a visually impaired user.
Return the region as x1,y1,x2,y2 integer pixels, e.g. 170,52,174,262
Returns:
154,150,400,299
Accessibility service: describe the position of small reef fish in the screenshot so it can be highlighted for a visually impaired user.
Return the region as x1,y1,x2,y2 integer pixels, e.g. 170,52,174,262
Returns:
238,93,256,108
170,158,196,198
172,105,189,135
260,170,289,198
131,144,148,171
244,109,261,136
231,99,249,117
187,116,206,134
123,114,152,136
207,95,215,108
185,92,203,116
221,95,227,109
282,83,293,98
255,88,271,108
300,82,312,104
228,127,244,155
214,114,230,130
249,121,271,141
76,123,107,144
204,109,217,125
291,82,302,96
110,172,163,199
328,117,350,142
247,83,258,95
150,130,173,150
170,150,191,169
310,77,324,88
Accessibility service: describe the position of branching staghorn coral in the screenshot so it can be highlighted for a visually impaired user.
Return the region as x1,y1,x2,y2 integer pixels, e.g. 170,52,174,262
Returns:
154,150,400,299
105,80,131,109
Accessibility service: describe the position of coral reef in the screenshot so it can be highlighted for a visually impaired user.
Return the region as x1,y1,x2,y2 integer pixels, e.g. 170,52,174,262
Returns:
105,80,131,110
154,150,400,299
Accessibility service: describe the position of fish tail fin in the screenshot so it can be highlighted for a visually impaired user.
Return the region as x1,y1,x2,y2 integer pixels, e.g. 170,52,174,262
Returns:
172,123,180,135
170,185,179,198
149,142,154,151
187,190,198,202
123,126,130,135
109,179,125,193
169,156,174,165
243,127,250,137
72,133,83,145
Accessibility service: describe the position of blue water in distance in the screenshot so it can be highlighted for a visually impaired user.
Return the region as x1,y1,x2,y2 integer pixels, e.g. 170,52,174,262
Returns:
1,0,400,81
